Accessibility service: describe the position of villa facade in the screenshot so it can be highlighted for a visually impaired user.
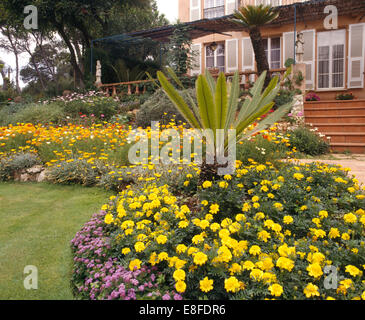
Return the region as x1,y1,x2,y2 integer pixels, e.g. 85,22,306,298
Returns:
179,0,365,100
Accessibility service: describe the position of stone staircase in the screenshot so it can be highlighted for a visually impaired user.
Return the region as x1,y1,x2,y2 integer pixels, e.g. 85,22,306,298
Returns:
304,99,365,153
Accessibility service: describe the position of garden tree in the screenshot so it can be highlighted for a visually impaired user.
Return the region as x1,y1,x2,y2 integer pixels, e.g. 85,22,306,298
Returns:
0,60,10,91
167,23,193,77
0,26,22,93
231,5,279,87
2,0,154,88
20,42,71,95
157,68,293,182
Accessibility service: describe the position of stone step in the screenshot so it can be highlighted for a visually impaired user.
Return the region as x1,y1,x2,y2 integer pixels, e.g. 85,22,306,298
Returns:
325,133,365,144
310,123,365,133
304,99,365,109
305,115,365,124
304,106,365,116
330,143,365,153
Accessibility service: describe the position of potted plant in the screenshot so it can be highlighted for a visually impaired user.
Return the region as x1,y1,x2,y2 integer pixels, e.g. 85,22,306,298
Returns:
335,92,355,100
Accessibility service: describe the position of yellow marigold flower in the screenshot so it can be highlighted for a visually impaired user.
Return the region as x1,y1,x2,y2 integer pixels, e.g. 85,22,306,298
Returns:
193,252,208,265
328,228,340,239
173,269,186,281
224,174,232,180
342,233,350,240
129,259,142,271
249,245,261,256
122,248,131,255
175,280,186,293
283,215,293,224
343,213,357,224
250,268,264,281
229,263,242,275
256,165,266,172
178,220,189,228
210,222,220,232
293,173,304,180
200,277,214,293
104,213,114,225
257,230,271,242
273,202,283,211
252,196,260,202
319,210,328,219
209,203,220,214
176,244,187,254
201,200,208,206
276,257,295,272
253,202,260,209
202,181,212,188
183,181,190,186
267,193,275,199
224,276,240,293
254,212,265,220
134,241,146,252
362,291,365,300
268,283,283,297
235,214,246,222
156,234,168,244
345,265,361,277
158,252,169,261
303,283,320,298
300,205,308,211
347,187,355,193
307,263,323,278
219,181,228,188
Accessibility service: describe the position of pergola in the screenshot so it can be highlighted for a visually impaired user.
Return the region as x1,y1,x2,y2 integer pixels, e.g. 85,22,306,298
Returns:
90,0,365,75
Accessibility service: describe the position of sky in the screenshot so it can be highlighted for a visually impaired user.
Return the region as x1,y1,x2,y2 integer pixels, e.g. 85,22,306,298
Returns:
0,0,178,88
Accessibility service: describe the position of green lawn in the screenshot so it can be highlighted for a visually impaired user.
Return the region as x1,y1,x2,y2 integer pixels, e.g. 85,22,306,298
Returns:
0,182,112,300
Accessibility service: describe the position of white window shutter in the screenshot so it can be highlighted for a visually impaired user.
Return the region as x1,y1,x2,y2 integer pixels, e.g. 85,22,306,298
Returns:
226,0,238,15
348,23,365,88
242,37,255,82
191,43,202,76
226,39,238,73
302,30,315,90
190,0,201,21
283,31,294,65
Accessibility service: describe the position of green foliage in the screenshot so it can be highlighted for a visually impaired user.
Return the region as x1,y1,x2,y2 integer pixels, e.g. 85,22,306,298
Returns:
231,4,279,29
136,88,196,128
157,68,293,151
0,152,41,181
167,23,193,76
46,159,106,186
289,126,330,156
236,134,289,166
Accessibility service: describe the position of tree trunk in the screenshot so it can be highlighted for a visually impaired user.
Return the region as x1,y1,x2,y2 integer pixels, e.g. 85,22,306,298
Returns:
249,27,271,88
56,23,85,88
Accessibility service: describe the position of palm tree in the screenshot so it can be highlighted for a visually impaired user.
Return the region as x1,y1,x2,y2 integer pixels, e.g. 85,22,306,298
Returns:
231,5,279,87
157,68,292,183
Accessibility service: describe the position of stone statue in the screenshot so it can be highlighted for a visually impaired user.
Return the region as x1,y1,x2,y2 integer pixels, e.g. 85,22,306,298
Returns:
295,32,304,63
95,60,102,86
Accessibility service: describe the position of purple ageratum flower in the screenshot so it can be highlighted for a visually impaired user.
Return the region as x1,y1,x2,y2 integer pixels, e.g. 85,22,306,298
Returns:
173,294,183,300
162,293,171,300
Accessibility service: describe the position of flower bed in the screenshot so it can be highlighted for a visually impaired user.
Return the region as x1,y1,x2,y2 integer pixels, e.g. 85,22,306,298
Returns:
71,160,365,300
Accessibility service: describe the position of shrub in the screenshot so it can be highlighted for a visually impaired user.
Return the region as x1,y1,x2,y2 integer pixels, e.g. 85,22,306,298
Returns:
72,161,365,300
236,134,291,165
4,103,66,125
46,159,106,186
0,152,41,181
136,88,196,128
288,126,330,156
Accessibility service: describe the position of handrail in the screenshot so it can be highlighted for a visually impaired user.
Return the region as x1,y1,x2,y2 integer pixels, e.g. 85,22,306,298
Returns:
99,68,287,96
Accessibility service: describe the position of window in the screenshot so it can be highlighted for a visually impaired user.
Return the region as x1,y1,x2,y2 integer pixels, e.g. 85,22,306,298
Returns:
255,0,282,6
317,30,346,90
204,0,225,19
263,37,281,69
206,43,225,73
